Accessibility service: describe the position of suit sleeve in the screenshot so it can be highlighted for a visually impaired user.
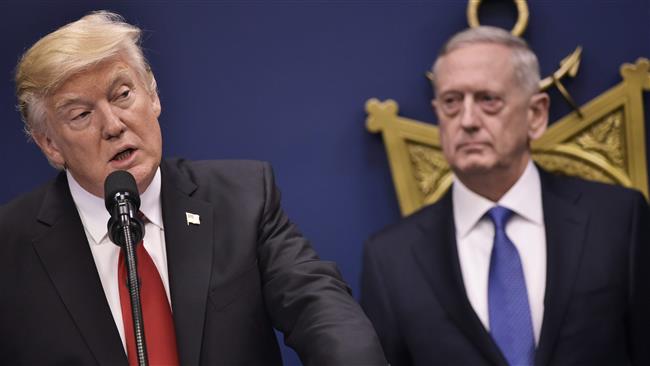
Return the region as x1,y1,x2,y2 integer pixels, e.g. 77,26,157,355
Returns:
254,162,387,366
361,239,411,366
627,191,650,364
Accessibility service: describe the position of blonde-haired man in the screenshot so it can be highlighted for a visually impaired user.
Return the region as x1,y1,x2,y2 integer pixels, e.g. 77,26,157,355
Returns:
361,26,650,365
0,11,386,365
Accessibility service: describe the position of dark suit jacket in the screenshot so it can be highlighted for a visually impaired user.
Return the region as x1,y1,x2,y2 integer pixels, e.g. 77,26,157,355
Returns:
361,169,650,365
0,159,386,365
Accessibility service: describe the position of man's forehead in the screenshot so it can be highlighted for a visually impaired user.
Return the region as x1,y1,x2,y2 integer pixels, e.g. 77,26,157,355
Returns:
439,43,512,70
60,61,134,90
435,44,515,91
50,61,136,108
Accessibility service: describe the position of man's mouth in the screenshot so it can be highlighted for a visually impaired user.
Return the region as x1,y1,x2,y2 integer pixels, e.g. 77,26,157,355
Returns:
111,148,135,162
458,142,483,149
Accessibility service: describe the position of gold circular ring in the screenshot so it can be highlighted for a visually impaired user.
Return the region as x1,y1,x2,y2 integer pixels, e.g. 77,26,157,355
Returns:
467,0,529,37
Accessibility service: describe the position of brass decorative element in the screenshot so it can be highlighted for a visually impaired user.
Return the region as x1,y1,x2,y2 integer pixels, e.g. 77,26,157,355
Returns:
408,143,450,197
574,110,624,168
366,99,453,214
539,47,584,117
367,58,650,216
539,47,582,91
467,0,529,37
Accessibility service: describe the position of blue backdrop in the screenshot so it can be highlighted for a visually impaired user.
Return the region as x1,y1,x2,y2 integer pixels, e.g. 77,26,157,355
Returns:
1,1,649,364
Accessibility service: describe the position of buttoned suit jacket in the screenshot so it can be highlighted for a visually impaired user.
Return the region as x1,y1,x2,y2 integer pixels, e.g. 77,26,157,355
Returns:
361,169,650,365
0,158,386,365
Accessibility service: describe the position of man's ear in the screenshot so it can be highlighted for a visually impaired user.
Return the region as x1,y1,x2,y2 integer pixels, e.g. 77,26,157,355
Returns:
149,75,161,118
431,98,441,119
32,131,65,168
527,92,550,140
151,91,161,118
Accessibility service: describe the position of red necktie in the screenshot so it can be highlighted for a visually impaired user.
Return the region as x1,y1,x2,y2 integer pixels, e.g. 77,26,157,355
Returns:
118,242,180,366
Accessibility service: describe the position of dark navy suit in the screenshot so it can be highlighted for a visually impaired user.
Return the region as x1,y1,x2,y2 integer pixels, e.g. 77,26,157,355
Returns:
0,159,386,365
362,169,650,365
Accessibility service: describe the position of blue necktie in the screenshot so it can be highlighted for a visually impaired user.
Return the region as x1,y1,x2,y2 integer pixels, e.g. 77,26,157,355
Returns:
487,206,535,366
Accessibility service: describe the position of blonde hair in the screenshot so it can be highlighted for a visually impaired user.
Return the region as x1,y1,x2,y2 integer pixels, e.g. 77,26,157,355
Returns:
431,26,541,96
15,10,157,137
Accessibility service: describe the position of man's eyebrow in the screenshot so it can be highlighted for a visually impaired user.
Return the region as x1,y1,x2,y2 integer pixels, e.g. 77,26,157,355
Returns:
54,95,86,113
108,69,133,91
437,90,463,97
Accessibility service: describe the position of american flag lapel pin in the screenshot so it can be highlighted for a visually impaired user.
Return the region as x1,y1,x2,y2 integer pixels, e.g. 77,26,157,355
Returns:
186,212,201,226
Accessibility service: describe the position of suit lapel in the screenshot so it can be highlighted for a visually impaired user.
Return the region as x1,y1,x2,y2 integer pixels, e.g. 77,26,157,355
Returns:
411,192,507,366
33,173,126,365
534,172,588,366
160,161,214,366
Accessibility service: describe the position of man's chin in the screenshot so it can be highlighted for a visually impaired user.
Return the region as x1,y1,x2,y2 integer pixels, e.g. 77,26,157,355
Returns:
127,164,158,194
453,161,495,176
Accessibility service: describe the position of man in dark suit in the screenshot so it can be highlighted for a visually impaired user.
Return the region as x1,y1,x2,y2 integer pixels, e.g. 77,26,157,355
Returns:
0,11,386,365
361,26,650,365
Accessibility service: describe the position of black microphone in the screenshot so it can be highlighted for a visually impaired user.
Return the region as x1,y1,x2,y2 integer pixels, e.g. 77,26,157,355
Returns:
104,170,145,247
104,170,150,366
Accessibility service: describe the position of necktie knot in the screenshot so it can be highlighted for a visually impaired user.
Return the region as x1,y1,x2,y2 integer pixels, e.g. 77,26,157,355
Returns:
487,206,513,230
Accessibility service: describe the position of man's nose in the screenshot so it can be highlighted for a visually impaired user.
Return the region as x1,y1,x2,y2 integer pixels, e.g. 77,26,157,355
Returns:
99,103,126,139
459,96,479,130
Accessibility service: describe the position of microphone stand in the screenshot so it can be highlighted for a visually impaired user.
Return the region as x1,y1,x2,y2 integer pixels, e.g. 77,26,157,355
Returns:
116,202,148,366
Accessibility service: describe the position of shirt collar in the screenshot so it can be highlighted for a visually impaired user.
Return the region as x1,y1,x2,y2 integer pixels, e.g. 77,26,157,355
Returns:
67,168,163,245
452,160,543,239
139,169,163,229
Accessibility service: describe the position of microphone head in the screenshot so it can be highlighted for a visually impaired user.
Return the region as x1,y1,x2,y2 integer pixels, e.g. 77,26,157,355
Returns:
104,170,141,211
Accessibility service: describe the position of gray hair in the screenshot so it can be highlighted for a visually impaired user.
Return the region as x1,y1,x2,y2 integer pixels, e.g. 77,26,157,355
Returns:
15,10,157,138
431,26,541,96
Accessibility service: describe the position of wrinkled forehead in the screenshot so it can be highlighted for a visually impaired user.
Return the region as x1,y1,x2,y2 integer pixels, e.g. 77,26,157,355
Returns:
48,58,136,101
433,43,517,94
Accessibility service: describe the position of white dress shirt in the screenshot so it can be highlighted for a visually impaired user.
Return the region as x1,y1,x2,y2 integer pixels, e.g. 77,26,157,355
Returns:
452,160,546,344
67,168,170,351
